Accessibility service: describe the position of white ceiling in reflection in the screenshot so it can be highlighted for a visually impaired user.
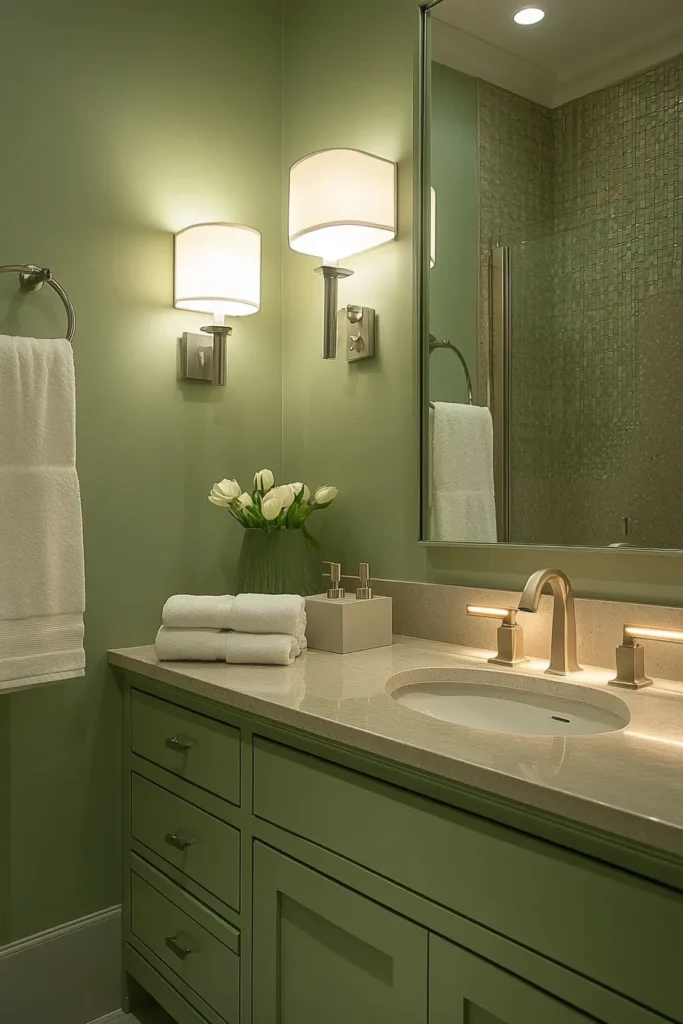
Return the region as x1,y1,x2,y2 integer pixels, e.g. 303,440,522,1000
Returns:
433,0,683,106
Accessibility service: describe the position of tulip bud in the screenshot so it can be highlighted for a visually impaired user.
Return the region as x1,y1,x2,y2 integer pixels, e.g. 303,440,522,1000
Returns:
208,492,231,507
237,492,253,508
254,469,275,493
314,485,338,506
213,478,241,500
292,482,311,502
276,484,296,508
261,490,284,521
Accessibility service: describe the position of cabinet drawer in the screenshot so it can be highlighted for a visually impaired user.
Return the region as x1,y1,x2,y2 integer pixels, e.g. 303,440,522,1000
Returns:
130,865,239,1023
131,773,240,911
253,736,683,1022
131,689,240,805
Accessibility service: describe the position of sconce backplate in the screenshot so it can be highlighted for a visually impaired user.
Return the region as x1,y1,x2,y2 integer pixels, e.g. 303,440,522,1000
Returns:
181,332,215,382
341,305,376,361
181,329,230,386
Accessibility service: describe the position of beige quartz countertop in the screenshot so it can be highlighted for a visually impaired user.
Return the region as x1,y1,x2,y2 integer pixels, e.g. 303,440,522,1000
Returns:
109,637,683,859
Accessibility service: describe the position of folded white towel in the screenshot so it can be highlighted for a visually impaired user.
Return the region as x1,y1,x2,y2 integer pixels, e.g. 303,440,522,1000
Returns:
162,592,306,639
162,595,235,630
0,336,85,687
155,627,299,666
230,593,306,638
432,402,497,543
223,632,299,666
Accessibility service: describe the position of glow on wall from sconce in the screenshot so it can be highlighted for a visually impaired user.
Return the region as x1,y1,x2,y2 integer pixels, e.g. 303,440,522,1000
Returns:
174,222,261,318
289,148,397,263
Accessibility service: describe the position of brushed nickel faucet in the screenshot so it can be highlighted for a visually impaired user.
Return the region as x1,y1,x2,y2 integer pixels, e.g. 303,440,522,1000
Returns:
518,569,582,676
610,624,683,689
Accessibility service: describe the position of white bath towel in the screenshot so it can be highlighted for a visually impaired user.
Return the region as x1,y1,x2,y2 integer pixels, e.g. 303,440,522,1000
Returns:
155,627,299,666
0,336,85,687
432,402,497,543
230,593,306,639
162,594,235,630
162,592,306,639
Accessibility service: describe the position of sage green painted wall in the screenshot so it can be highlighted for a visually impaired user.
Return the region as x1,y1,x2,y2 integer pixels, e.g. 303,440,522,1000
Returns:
429,63,479,405
0,0,283,944
282,0,683,608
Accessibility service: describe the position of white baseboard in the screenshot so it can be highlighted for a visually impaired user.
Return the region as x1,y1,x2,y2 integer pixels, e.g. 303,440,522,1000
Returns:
0,905,122,1024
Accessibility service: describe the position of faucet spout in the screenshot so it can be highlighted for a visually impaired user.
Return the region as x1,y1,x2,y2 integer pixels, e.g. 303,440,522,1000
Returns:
518,569,581,676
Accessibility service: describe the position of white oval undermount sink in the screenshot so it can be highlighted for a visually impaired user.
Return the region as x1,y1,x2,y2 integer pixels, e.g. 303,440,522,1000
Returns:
387,668,630,737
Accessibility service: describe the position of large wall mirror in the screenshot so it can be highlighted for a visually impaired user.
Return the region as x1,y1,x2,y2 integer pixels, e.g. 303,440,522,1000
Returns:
420,0,683,553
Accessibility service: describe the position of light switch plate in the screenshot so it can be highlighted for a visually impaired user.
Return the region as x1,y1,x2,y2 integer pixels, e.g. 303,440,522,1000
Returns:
340,305,376,361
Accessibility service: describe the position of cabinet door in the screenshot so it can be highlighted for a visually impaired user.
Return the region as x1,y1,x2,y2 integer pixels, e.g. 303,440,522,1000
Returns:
253,842,428,1024
430,936,600,1024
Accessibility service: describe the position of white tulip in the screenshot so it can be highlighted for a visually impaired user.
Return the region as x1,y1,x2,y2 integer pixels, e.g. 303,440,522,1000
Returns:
213,478,241,500
208,492,231,507
237,492,253,509
292,482,311,502
276,484,296,508
254,468,275,493
314,485,338,505
261,490,284,521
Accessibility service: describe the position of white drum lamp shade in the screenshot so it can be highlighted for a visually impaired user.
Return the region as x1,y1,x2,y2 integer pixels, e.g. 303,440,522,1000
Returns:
174,223,261,318
288,149,397,263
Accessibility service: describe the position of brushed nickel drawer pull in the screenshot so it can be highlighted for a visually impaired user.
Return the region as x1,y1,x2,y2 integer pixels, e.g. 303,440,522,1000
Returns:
165,736,193,752
165,935,192,960
165,831,195,851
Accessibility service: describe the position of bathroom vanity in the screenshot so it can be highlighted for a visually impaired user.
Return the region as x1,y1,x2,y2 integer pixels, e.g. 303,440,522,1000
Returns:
111,640,683,1024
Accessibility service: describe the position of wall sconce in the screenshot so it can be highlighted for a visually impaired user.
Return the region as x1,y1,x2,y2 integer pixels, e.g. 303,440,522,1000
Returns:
288,148,397,359
174,222,261,385
430,186,437,269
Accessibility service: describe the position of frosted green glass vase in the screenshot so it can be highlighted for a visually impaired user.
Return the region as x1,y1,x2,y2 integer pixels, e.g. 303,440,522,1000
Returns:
234,529,321,596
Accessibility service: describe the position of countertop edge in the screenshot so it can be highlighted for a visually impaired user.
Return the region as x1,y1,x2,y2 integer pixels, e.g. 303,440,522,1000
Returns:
108,647,683,863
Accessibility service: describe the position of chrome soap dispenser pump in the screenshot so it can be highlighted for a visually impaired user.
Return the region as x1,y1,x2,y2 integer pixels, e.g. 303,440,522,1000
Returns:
324,562,344,600
356,562,373,601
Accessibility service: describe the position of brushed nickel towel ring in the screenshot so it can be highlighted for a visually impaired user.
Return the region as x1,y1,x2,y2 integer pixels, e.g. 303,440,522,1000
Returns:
0,263,76,342
428,335,474,407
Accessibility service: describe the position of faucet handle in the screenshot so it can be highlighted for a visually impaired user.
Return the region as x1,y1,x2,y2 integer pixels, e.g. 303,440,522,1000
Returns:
467,605,518,626
610,624,683,689
466,605,528,667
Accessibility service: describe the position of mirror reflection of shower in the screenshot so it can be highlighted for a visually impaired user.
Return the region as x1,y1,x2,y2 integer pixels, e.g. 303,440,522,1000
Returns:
424,0,683,550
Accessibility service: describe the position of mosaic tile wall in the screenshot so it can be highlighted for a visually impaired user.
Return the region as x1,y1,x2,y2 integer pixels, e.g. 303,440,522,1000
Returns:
477,57,683,549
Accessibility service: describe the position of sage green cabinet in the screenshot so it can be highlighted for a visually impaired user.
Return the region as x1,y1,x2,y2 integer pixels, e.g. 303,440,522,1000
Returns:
252,842,428,1024
429,936,598,1024
119,673,678,1024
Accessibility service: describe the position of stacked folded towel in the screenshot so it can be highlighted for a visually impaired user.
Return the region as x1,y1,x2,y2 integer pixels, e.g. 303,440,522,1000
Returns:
155,593,307,667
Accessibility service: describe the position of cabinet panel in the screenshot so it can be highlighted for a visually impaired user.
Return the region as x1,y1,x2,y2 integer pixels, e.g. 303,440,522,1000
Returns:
131,773,240,910
429,935,598,1024
253,735,682,1020
253,842,428,1024
131,688,240,805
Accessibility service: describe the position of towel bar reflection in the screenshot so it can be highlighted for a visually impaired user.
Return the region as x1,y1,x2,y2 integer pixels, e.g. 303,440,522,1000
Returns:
0,264,76,342
428,336,473,407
